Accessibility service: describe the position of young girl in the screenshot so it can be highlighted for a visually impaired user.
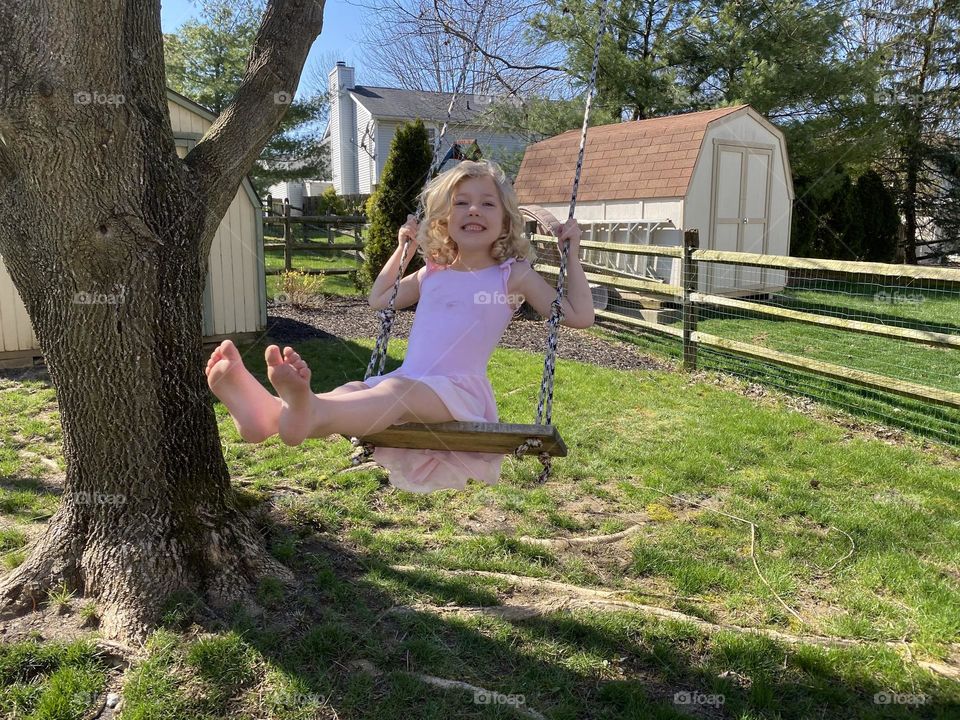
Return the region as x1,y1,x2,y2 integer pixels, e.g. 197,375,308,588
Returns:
205,159,594,493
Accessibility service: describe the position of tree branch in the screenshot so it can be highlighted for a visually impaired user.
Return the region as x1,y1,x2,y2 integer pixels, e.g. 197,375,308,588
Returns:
433,0,563,74
185,0,325,240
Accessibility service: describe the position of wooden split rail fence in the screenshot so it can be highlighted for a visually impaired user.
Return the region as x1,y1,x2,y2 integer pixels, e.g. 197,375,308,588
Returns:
531,230,960,412
263,199,366,278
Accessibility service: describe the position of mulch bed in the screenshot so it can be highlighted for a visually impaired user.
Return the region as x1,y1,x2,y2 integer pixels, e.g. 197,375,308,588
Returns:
263,296,675,373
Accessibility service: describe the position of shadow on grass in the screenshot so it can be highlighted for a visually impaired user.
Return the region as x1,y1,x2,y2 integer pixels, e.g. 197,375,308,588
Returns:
147,502,960,720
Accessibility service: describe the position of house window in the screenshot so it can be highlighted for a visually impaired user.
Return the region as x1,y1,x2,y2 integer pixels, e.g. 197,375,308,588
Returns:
427,127,437,146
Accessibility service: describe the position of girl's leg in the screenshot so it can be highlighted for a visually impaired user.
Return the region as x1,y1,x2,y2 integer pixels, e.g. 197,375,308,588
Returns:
325,381,371,396
266,345,455,446
256,381,370,442
277,378,454,445
304,378,456,440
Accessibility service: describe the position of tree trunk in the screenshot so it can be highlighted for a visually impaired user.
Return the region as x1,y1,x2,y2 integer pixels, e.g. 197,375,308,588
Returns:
903,148,920,264
0,156,295,641
0,0,323,643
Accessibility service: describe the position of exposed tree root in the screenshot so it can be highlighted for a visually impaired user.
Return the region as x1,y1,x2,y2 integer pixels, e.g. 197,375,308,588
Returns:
443,523,646,548
351,659,547,720
387,565,960,681
0,507,81,619
0,502,295,644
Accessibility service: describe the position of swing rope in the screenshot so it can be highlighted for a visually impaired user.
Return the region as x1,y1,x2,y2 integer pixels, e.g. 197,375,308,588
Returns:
349,0,491,462
351,0,609,482
514,0,608,481
361,0,492,383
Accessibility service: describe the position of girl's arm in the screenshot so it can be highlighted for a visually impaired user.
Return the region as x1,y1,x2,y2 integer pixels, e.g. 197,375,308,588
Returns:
513,219,595,329
369,215,424,310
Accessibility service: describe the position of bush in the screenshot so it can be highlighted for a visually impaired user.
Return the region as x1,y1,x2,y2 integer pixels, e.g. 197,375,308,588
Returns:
274,270,325,309
357,119,433,294
791,165,900,261
315,186,346,216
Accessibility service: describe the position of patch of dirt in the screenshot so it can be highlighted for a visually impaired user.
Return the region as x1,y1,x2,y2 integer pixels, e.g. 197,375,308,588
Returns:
0,599,101,645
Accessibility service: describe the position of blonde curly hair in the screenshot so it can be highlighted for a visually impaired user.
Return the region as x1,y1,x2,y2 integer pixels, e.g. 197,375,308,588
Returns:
416,159,536,266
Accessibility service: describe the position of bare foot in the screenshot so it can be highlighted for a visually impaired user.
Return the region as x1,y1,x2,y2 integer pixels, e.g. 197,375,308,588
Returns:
205,340,281,443
266,345,316,446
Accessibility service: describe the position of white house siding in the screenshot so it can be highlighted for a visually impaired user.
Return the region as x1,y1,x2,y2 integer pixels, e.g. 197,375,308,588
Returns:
371,120,529,192
684,110,792,294
267,182,291,202
267,182,303,215
204,189,262,336
330,65,358,194
167,99,208,135
355,101,375,194
373,120,401,192
466,127,529,166
0,256,35,353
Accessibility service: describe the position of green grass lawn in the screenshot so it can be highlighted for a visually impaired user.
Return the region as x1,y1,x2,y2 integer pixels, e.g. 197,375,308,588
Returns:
0,330,958,718
697,279,960,394
601,276,960,445
264,246,364,299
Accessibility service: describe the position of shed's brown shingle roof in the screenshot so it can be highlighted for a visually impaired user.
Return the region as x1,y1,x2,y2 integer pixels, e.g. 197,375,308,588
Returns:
514,105,749,204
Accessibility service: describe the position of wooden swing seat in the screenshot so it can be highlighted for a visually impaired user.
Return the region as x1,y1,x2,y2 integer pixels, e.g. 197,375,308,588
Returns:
348,422,567,456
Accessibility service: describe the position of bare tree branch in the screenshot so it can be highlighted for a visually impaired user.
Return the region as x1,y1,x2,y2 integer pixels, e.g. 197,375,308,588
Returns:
433,0,564,74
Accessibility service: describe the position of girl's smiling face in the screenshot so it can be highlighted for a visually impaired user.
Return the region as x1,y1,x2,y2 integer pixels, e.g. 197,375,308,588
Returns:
447,175,505,251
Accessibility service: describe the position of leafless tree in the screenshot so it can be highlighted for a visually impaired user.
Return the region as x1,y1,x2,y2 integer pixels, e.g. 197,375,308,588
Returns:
356,0,566,99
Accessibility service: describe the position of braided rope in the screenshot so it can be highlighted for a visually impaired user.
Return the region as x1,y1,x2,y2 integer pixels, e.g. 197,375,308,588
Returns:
530,0,608,482
351,0,491,460
353,0,609,477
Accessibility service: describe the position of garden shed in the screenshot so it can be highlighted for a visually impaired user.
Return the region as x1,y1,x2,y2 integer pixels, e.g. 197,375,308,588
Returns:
0,89,266,368
514,104,794,297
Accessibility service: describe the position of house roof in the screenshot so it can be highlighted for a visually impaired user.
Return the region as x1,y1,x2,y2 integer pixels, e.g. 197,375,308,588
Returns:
349,85,488,123
513,104,751,203
166,87,217,123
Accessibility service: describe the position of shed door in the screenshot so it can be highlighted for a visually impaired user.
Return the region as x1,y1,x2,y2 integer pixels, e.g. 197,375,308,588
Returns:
710,144,772,294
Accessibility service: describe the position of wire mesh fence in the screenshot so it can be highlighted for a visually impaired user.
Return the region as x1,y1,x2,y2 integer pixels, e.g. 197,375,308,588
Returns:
530,229,960,446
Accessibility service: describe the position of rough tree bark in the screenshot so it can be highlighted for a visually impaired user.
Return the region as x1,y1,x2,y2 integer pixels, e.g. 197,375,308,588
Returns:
0,0,324,642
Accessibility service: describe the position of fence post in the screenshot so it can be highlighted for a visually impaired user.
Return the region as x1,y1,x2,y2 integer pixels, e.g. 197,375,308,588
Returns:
327,217,336,245
682,229,700,371
283,199,292,272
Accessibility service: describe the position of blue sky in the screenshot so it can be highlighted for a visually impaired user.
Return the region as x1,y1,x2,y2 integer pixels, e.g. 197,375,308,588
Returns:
161,0,371,95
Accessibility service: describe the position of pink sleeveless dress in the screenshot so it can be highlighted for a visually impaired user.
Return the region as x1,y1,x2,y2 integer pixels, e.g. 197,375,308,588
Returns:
361,255,520,493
